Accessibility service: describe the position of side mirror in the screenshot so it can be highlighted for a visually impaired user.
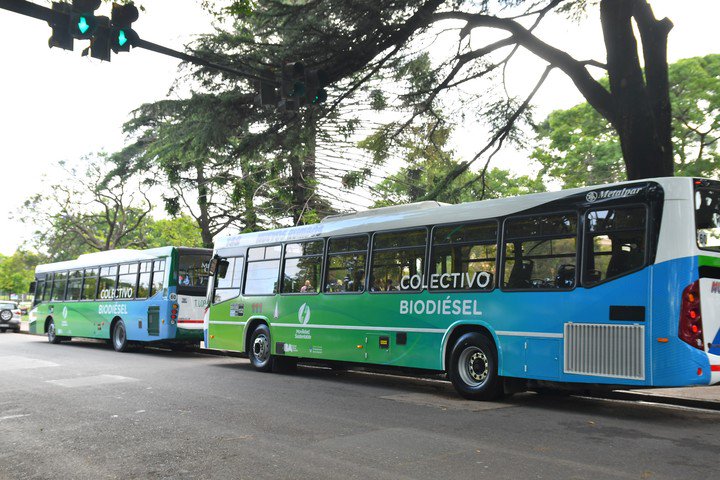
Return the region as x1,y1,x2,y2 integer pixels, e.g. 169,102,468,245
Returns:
29,281,36,294
208,256,230,278
217,259,230,278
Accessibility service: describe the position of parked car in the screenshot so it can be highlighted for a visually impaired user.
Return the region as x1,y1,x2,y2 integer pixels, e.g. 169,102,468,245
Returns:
0,302,21,333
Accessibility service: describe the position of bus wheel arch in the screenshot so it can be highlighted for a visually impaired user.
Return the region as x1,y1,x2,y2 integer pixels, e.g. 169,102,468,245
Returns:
110,317,129,352
44,316,53,334
244,317,269,355
443,324,500,372
446,327,503,401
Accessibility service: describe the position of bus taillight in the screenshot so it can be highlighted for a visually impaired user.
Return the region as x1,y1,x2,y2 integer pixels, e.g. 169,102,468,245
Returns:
679,280,704,350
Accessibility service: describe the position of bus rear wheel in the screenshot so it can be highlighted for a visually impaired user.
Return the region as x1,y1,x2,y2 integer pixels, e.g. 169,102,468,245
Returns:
249,324,274,372
112,320,130,352
448,332,503,401
47,320,62,344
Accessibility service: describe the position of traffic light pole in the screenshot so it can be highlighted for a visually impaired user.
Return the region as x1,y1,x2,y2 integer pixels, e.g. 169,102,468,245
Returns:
0,0,275,85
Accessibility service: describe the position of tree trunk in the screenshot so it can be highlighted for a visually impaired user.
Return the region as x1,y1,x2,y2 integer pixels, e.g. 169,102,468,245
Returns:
195,163,214,248
601,0,674,179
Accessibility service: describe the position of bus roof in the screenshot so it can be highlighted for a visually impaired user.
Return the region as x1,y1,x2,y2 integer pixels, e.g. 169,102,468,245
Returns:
214,177,694,253
35,247,176,274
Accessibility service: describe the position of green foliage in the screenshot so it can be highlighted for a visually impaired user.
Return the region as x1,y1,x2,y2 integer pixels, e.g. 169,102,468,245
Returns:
145,216,205,248
0,250,46,295
533,55,720,187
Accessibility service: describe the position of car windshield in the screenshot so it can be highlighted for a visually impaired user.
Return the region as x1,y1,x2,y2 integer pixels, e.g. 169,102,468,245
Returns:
695,188,720,252
0,303,17,310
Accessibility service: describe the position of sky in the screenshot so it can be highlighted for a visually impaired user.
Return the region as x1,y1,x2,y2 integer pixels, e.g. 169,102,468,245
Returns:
0,0,718,256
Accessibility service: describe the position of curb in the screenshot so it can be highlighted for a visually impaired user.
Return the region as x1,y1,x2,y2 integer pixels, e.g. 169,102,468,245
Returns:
584,390,720,410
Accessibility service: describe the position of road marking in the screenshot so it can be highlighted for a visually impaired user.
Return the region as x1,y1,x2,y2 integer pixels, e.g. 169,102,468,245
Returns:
0,355,59,372
46,374,137,388
0,414,30,422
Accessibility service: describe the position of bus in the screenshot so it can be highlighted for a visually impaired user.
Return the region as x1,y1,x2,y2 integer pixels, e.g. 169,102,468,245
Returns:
203,177,720,400
29,247,212,352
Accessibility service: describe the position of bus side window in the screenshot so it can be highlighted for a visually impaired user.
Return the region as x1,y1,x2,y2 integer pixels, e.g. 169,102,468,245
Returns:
83,268,98,300
370,229,427,293
325,235,368,294
283,241,323,294
214,257,244,304
430,222,497,291
245,247,280,296
584,206,647,286
502,214,578,290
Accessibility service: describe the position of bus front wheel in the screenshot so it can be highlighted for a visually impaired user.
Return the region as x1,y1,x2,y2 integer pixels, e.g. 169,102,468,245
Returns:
249,324,274,372
112,320,130,352
47,320,62,344
448,332,503,401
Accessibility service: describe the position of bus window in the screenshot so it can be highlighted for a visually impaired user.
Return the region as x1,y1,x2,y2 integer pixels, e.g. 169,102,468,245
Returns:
178,253,210,289
117,263,138,299
695,188,720,251
325,235,368,293
245,247,280,296
370,229,426,292
503,214,577,290
584,206,647,286
137,262,152,299
51,271,68,301
82,268,98,300
283,240,323,294
151,260,166,297
99,266,117,299
66,270,83,301
431,222,497,291
214,257,244,303
35,278,46,303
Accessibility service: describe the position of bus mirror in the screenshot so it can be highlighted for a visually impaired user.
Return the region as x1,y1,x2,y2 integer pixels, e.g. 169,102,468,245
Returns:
209,257,219,275
29,281,36,294
217,259,230,278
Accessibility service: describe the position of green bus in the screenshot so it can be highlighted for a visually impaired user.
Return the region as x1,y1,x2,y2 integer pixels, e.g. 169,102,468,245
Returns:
204,178,720,400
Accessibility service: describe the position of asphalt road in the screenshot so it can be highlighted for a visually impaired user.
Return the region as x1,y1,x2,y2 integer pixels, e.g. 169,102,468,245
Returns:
1,333,719,480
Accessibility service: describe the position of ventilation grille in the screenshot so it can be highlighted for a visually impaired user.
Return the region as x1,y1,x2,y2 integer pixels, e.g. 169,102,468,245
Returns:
564,323,645,380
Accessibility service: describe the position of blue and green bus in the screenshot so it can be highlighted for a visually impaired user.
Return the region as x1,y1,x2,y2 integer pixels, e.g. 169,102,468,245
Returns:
30,247,212,351
204,177,720,400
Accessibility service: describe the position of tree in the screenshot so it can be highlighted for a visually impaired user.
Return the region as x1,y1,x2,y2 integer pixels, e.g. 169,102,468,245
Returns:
19,157,153,261
145,215,205,248
533,55,720,188
202,0,679,195
0,250,46,295
360,120,545,206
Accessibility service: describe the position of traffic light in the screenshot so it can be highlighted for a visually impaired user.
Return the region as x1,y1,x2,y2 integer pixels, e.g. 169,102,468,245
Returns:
255,69,280,106
305,69,329,104
90,15,111,61
70,0,101,40
110,2,139,53
48,2,73,51
281,62,306,99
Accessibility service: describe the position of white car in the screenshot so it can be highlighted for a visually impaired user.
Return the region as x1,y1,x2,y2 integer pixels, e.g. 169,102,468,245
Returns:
0,301,21,333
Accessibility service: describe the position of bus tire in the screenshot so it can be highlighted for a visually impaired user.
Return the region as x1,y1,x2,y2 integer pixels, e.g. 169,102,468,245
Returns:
249,324,274,372
47,319,62,344
448,332,503,401
111,320,130,352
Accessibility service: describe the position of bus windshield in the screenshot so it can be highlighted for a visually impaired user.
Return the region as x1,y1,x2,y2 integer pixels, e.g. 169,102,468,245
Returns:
695,188,720,252
178,253,211,292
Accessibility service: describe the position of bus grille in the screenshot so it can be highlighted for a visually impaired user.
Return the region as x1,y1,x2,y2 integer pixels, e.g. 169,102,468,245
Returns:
563,323,645,380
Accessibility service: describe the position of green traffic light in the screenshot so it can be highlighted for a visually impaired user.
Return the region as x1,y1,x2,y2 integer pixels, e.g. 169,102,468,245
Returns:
77,16,90,35
118,29,128,47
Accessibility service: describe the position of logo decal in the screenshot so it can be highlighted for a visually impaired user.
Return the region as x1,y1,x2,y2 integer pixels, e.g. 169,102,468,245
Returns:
711,281,720,294
298,303,311,325
62,306,68,319
586,191,598,202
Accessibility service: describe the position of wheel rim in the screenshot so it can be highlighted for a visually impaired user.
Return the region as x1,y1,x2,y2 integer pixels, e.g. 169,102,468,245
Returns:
114,324,125,349
458,346,489,387
48,322,55,341
253,333,270,364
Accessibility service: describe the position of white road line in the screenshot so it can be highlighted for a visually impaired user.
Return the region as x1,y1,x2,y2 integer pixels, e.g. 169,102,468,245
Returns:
0,414,30,422
0,356,59,372
46,374,137,388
